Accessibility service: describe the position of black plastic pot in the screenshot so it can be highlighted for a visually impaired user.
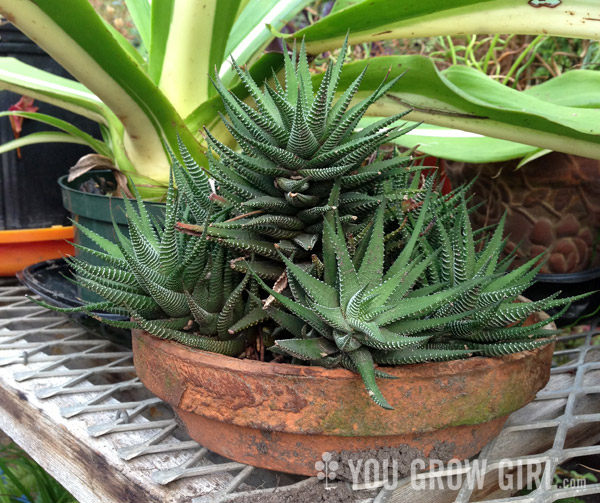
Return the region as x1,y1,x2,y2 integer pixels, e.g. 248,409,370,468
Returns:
524,268,600,327
59,169,165,301
17,258,131,347
0,23,100,230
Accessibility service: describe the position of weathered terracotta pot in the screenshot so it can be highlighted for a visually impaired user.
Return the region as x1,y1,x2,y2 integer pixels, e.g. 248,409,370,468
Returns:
132,311,555,476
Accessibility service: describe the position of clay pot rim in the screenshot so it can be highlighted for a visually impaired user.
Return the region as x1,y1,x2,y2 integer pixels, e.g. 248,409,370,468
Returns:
135,330,555,380
135,295,555,380
134,302,555,381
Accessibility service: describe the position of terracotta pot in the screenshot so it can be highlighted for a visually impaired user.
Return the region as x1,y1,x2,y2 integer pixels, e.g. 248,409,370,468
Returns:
132,311,555,476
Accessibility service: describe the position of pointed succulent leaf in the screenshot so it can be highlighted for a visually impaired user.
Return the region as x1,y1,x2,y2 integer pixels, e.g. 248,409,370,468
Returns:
242,196,297,215
468,339,552,357
276,177,310,192
287,85,319,157
159,171,180,276
70,243,128,269
373,348,474,365
297,41,313,108
345,348,392,410
121,189,159,250
357,204,385,290
284,191,320,208
65,257,139,289
77,276,160,317
228,307,269,335
130,182,161,247
275,337,339,361
127,215,161,270
240,128,306,169
322,200,338,287
174,331,246,355
333,330,361,351
265,84,295,130
482,255,543,293
231,86,289,145
230,258,285,281
360,331,431,351
212,74,276,145
69,266,140,295
279,251,338,308
292,233,319,251
352,111,412,142
134,315,244,356
326,65,368,135
326,33,349,108
374,278,485,326
487,293,589,328
207,246,226,313
248,266,331,337
297,163,354,181
204,127,288,177
297,205,336,223
172,160,211,222
27,297,129,317
308,300,351,331
138,275,189,318
239,223,299,239
217,237,280,260
307,64,331,140
230,58,281,123
459,200,476,279
90,317,140,329
372,253,439,308
384,185,433,281
180,235,209,291
217,273,250,339
70,219,124,259
345,284,370,320
248,215,305,230
266,305,306,338
184,289,217,334
323,217,360,310
384,312,471,336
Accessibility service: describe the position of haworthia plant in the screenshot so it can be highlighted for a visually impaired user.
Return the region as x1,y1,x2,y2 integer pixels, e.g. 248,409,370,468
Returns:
247,190,480,409
37,40,587,409
31,169,263,357
177,38,421,258
251,187,581,408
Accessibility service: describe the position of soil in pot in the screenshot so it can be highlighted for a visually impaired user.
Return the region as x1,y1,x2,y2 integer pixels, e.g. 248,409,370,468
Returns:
132,309,555,477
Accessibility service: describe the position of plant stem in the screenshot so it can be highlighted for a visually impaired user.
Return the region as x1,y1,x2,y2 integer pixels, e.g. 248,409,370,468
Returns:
446,36,457,65
503,35,545,86
482,34,500,74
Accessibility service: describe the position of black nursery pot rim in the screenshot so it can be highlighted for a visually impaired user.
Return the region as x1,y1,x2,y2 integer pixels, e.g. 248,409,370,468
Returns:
536,267,600,284
16,257,127,321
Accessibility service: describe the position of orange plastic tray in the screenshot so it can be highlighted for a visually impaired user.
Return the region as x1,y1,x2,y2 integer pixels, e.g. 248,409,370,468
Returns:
0,225,75,276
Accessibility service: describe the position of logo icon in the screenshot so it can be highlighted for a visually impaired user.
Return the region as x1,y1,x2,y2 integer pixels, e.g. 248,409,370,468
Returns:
315,452,339,489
